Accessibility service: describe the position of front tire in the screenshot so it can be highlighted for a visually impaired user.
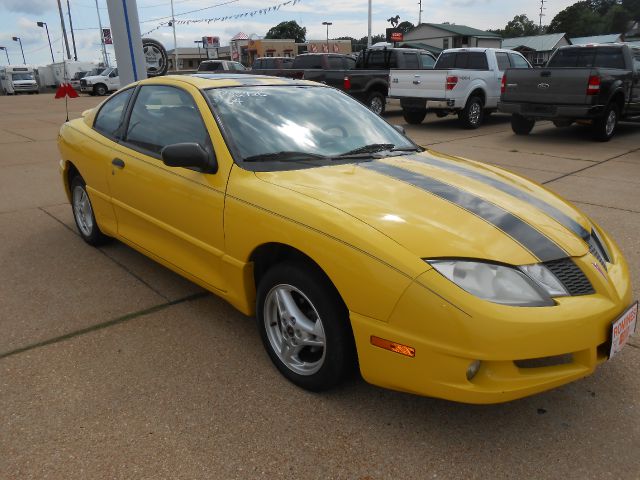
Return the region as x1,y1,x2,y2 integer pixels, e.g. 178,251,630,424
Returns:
402,108,427,125
511,114,535,135
366,91,386,115
70,175,109,246
256,261,356,392
458,96,484,129
591,103,618,142
93,84,107,96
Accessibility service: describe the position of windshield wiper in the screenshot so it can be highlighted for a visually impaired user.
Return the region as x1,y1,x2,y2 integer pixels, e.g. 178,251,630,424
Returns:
243,151,328,162
337,143,396,157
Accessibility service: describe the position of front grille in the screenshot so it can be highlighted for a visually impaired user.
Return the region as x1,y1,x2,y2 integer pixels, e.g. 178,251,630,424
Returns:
515,353,573,369
80,79,87,87
544,258,594,296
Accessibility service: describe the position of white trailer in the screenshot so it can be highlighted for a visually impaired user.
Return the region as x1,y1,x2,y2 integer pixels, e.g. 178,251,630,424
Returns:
51,61,98,86
0,65,39,95
37,65,55,88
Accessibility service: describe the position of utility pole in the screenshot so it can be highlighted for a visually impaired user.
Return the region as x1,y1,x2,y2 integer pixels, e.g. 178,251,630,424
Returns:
67,0,78,60
418,0,423,25
367,0,372,47
37,22,55,63
539,0,546,31
56,0,72,60
170,0,179,71
94,0,109,66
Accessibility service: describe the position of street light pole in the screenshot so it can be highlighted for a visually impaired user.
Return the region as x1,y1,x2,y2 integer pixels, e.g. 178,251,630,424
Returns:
322,21,332,52
94,0,109,66
37,22,56,63
194,40,203,66
12,37,25,64
0,47,10,65
66,0,79,60
170,0,179,71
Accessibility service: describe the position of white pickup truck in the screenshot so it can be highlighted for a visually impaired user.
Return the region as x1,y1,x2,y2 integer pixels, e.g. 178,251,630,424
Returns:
80,67,120,96
389,48,531,128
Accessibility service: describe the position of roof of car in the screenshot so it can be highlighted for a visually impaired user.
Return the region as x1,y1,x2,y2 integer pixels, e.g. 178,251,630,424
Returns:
150,74,317,89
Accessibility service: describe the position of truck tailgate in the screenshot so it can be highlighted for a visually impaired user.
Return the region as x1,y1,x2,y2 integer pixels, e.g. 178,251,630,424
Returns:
390,70,448,98
503,68,594,105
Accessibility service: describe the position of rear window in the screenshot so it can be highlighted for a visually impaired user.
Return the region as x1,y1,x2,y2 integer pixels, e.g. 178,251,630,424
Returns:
402,52,420,69
328,56,343,69
199,62,223,72
548,47,625,69
496,52,510,71
293,55,324,69
434,52,455,69
435,52,488,70
420,53,435,68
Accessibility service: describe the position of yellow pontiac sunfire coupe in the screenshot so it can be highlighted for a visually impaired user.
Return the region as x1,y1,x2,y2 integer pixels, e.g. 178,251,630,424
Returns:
58,74,637,403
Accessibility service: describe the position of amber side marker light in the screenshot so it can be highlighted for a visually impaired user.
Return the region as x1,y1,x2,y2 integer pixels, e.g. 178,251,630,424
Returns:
370,336,415,357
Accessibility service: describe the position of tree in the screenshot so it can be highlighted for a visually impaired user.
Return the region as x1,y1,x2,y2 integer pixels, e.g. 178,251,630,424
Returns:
265,20,306,43
397,21,415,34
548,1,606,37
503,14,540,37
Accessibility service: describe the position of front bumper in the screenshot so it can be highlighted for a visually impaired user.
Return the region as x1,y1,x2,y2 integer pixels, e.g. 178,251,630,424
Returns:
498,101,605,119
352,244,632,404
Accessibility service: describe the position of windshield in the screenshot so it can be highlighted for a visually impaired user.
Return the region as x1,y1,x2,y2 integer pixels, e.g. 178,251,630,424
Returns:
12,73,34,81
72,71,88,80
205,85,416,167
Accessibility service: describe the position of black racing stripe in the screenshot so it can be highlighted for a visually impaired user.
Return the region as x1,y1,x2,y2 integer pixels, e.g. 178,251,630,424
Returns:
406,154,590,240
363,162,568,262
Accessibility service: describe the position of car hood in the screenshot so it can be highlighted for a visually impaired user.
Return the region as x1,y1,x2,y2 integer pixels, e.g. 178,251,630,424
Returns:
255,150,592,266
82,75,106,82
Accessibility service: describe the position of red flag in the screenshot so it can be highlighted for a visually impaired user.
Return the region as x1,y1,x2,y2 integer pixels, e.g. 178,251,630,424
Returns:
66,83,78,98
55,83,67,99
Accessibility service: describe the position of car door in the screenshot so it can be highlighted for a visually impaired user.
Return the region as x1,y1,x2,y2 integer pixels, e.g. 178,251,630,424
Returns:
107,82,231,291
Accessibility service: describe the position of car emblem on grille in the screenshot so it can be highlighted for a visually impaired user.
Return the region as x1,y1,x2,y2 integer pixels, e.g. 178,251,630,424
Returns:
537,83,550,89
593,262,607,281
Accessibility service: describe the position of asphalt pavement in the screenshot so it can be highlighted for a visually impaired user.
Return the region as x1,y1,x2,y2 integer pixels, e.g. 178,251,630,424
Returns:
1,93,639,479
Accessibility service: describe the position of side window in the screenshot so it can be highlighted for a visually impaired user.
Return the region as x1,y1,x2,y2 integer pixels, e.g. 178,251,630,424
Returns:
402,52,420,69
93,88,133,138
496,52,511,71
111,68,118,77
594,48,625,69
367,50,386,68
124,85,210,156
509,53,530,69
420,53,435,69
253,59,262,69
634,50,640,72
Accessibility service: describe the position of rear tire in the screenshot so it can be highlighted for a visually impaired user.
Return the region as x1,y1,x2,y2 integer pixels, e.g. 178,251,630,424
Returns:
366,91,386,115
458,96,484,129
70,175,110,246
256,261,356,392
591,103,618,142
402,108,427,125
511,114,535,135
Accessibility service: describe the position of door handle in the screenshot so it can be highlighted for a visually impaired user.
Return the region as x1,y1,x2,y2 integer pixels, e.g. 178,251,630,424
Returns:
413,80,421,84
112,158,125,169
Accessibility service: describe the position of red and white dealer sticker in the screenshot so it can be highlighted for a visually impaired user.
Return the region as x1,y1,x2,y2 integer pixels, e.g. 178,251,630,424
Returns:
610,302,638,359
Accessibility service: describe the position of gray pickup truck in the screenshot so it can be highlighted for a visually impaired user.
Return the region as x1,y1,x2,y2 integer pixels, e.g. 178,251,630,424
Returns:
303,47,436,115
499,44,640,141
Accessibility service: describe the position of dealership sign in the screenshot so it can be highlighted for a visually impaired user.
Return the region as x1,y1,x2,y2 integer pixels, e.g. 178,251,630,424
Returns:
386,28,403,43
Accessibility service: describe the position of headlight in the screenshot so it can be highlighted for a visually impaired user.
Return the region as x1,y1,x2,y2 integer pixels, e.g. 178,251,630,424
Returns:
428,260,556,307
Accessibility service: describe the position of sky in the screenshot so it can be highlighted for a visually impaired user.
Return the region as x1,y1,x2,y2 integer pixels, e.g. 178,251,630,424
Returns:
0,0,581,66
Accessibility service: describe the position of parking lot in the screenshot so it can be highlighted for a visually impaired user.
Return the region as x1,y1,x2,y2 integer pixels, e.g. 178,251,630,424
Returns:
1,92,639,479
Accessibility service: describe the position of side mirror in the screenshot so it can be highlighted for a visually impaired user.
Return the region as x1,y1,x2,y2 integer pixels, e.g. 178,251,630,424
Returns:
393,124,406,135
161,143,218,173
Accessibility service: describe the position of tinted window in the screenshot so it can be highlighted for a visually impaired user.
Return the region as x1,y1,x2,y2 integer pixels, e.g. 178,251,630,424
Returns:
594,48,625,69
496,52,510,71
547,48,608,68
634,50,640,71
454,53,468,68
200,62,223,71
253,59,262,69
367,50,387,68
509,53,530,68
283,58,294,67
434,52,455,69
93,88,133,138
328,56,343,69
263,58,275,68
231,62,246,71
467,52,488,69
293,55,324,69
420,53,435,68
344,57,356,69
402,52,420,69
125,85,210,156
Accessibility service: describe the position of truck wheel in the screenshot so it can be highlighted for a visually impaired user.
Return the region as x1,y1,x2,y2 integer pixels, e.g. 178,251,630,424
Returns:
458,96,484,129
511,114,535,135
366,91,386,115
591,103,618,142
93,84,107,96
403,109,427,125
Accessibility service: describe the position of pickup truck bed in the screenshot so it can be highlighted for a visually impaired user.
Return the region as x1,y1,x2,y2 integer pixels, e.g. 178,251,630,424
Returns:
499,44,640,141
